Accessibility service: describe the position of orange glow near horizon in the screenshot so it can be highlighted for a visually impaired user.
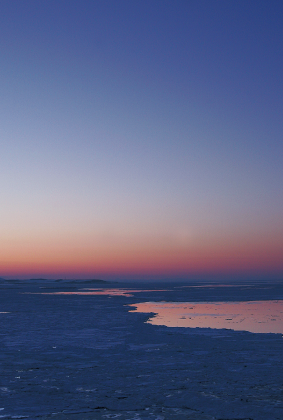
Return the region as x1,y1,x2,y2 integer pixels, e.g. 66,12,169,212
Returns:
1,229,282,279
0,240,283,276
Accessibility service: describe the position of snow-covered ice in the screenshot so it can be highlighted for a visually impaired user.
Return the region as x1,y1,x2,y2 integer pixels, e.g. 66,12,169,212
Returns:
0,280,283,419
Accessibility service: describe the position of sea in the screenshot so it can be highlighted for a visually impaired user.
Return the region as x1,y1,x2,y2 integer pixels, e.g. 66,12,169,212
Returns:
0,279,283,420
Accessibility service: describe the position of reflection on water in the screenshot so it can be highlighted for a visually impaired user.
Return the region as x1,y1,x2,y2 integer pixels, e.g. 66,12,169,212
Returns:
129,301,283,334
37,288,166,297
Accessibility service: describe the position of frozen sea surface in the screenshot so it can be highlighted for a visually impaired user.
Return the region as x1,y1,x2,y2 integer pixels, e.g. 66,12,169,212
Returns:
0,280,283,420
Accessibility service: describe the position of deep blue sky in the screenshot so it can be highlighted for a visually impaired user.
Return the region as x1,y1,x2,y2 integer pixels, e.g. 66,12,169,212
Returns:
1,1,282,279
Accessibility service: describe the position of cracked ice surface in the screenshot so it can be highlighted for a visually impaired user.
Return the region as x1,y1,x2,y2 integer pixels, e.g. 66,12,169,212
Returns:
0,280,283,420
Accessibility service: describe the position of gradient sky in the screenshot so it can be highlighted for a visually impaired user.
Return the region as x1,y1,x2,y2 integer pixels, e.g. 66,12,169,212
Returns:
1,0,282,280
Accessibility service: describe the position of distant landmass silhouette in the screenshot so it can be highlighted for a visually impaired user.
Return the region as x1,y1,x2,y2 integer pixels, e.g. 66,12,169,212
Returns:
54,278,107,283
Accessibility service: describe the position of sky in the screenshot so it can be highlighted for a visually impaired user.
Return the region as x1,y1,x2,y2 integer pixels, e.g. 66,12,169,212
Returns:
0,0,282,281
